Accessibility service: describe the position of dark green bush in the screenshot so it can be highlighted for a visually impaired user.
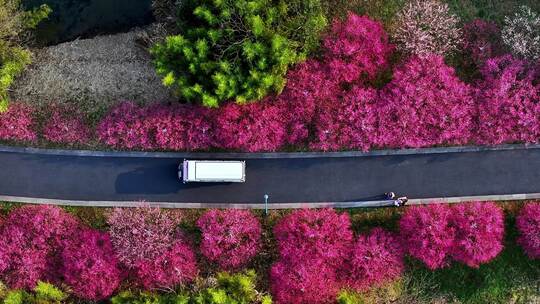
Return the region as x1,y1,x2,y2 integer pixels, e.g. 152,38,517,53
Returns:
446,0,540,24
0,0,51,112
151,0,326,107
321,0,404,28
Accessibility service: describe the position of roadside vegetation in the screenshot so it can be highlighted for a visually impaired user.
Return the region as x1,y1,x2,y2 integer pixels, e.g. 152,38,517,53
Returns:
0,201,538,303
0,0,539,153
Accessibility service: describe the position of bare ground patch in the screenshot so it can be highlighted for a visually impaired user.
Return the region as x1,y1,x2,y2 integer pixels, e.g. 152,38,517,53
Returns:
10,28,175,112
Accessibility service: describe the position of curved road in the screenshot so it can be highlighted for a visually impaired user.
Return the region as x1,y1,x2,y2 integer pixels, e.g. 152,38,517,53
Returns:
1,145,540,207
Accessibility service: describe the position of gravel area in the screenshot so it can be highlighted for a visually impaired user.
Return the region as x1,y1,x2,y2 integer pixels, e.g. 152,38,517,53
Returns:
10,28,176,110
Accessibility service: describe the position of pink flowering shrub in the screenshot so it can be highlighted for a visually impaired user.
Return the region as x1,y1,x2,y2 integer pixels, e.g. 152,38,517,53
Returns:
147,103,214,150
270,259,340,304
463,19,505,66
61,229,122,301
97,102,154,149
310,86,378,151
376,55,475,148
516,203,540,259
274,209,353,265
214,100,287,152
0,103,36,142
342,228,405,291
393,0,462,56
323,13,393,84
475,55,540,144
399,204,455,270
277,60,338,146
0,205,79,289
197,209,262,270
133,240,198,290
43,105,92,145
106,206,182,268
97,102,214,150
449,202,504,268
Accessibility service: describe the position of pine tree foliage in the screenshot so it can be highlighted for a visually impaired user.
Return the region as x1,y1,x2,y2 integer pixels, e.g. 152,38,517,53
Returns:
151,0,326,107
0,0,51,111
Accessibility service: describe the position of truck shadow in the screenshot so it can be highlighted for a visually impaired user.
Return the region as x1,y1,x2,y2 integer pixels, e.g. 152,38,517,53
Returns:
115,165,182,194
115,164,229,194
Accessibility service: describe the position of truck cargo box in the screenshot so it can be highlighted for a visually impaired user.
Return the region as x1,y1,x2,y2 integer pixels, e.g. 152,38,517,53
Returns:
179,160,246,183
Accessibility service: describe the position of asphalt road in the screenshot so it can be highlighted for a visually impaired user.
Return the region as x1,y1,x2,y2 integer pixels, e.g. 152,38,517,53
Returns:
0,146,539,204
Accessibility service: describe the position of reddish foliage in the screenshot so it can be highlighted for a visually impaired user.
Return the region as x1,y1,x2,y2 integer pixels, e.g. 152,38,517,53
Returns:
310,86,378,151
376,55,475,148
61,229,122,301
147,103,214,150
342,228,405,291
197,209,261,270
0,103,36,142
133,240,198,290
323,13,394,84
516,203,540,259
270,259,340,304
399,204,455,270
449,202,505,267
273,209,353,266
475,55,540,144
97,102,213,150
214,100,287,152
106,206,182,268
277,60,333,146
43,105,91,144
463,19,505,66
0,205,79,289
97,102,154,149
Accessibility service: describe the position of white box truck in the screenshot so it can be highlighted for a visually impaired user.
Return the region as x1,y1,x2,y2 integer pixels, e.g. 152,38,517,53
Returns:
179,160,246,183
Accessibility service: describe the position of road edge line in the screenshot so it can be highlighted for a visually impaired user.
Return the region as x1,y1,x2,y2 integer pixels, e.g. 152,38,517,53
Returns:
0,194,538,209
1,143,540,159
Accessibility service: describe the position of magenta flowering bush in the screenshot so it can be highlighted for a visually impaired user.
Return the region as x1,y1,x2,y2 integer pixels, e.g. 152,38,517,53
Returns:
0,205,79,289
310,86,378,151
475,55,540,145
343,228,405,291
214,100,287,152
43,105,92,145
97,102,154,149
107,206,196,289
197,209,262,270
270,259,340,304
449,202,505,268
133,240,198,290
274,209,353,265
323,13,393,84
399,204,455,270
97,102,214,151
376,54,475,148
106,206,182,268
147,103,214,151
271,209,353,303
277,60,337,146
516,203,540,259
61,229,122,301
462,19,505,66
0,103,36,142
